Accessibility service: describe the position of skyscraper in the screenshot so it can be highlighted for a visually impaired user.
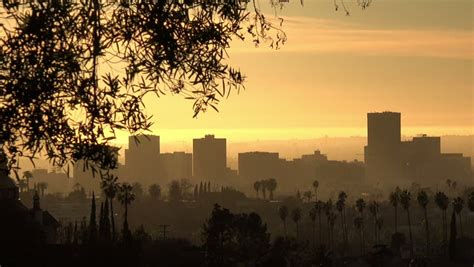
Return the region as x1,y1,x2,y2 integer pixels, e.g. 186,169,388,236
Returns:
193,135,226,181
124,134,160,186
364,112,402,184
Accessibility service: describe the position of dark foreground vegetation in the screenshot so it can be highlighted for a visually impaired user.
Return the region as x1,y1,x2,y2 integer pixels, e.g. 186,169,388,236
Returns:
3,180,474,267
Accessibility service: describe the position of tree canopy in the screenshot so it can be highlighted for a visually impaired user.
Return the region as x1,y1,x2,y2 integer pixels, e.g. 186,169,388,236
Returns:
0,0,371,174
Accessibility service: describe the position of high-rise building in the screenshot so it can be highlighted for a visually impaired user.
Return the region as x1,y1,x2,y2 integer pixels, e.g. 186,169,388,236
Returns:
364,112,403,184
193,135,226,181
364,112,472,185
124,134,160,186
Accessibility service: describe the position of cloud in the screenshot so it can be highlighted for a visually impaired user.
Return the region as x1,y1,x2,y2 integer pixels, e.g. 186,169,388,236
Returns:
230,16,474,59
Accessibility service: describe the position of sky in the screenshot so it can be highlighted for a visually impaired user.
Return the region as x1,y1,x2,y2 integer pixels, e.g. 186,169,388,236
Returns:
129,0,473,146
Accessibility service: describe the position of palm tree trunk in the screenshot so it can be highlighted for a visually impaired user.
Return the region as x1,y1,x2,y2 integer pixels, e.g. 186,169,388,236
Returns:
296,223,299,241
110,197,115,241
343,209,348,248
394,206,398,233
318,214,322,246
124,202,128,229
458,213,463,238
312,222,316,248
340,211,344,246
407,208,413,257
424,208,430,256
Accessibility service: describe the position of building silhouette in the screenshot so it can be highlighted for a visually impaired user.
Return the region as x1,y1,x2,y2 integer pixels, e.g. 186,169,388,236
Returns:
365,112,471,186
364,112,403,184
193,135,227,182
0,151,59,245
124,134,160,186
238,152,282,182
239,150,364,193
158,152,192,185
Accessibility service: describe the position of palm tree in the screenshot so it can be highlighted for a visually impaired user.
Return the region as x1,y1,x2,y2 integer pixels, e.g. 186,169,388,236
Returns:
315,200,324,245
117,183,135,243
23,171,33,192
355,197,367,250
18,179,28,193
356,198,366,253
354,217,364,256
356,198,366,215
312,180,319,201
279,205,289,237
261,180,267,200
468,192,474,228
336,191,348,251
328,212,337,249
309,207,317,247
400,189,413,257
368,201,379,244
389,189,400,233
148,184,161,199
376,217,383,243
303,191,313,203
291,207,301,240
452,197,464,238
324,199,334,247
468,192,474,212
417,190,430,256
266,178,277,200
37,182,48,197
253,181,261,199
101,174,119,241
435,191,449,246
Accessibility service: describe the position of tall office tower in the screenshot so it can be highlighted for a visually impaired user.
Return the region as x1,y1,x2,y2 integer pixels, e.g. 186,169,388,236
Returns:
193,135,226,181
364,112,403,185
124,134,160,186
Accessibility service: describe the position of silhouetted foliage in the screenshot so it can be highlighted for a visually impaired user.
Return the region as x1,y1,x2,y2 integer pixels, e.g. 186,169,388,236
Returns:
202,204,270,266
0,0,290,174
148,183,162,199
435,191,449,246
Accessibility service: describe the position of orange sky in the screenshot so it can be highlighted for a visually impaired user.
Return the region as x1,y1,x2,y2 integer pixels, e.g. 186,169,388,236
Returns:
123,0,473,145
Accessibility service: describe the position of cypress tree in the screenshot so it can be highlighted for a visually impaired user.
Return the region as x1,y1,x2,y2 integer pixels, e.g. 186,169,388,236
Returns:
73,221,78,245
199,181,203,195
103,197,111,241
89,192,97,244
207,181,211,193
99,202,104,240
449,210,457,261
194,185,198,200
80,216,87,244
